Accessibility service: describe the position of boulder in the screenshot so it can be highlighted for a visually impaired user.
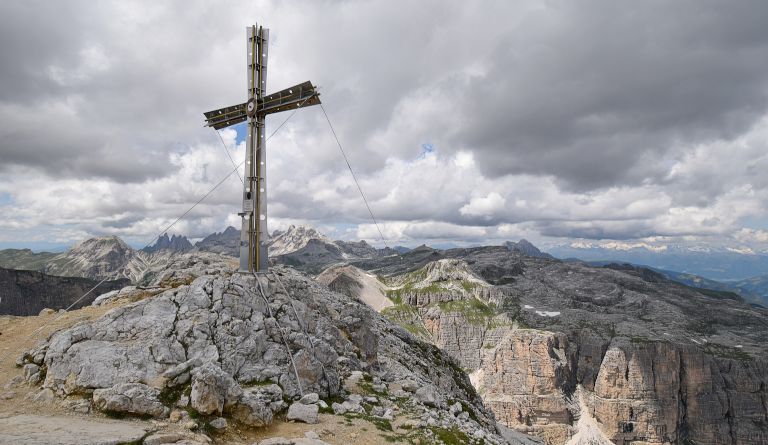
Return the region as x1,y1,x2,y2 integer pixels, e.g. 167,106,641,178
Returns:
299,392,319,405
92,383,169,418
190,362,240,415
287,402,319,424
414,385,440,407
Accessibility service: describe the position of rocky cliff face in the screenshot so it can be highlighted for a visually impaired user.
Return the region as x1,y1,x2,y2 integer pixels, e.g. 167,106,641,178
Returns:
0,267,129,316
348,244,768,445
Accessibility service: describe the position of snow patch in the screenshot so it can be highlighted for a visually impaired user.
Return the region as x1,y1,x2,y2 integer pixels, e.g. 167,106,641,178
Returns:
535,310,560,317
523,305,534,309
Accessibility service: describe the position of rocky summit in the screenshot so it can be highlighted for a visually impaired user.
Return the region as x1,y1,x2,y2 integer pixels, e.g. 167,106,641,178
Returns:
16,265,529,444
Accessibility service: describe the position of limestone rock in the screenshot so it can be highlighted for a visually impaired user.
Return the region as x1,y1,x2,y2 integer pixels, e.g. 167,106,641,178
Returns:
0,414,149,445
144,433,184,445
209,417,228,430
287,402,319,424
299,392,319,405
190,362,240,415
21,266,509,443
32,388,54,403
414,385,440,407
92,382,169,418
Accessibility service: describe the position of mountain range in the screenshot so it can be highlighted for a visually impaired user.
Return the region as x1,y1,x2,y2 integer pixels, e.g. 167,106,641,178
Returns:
2,226,768,443
3,226,768,308
549,242,768,281
315,243,768,444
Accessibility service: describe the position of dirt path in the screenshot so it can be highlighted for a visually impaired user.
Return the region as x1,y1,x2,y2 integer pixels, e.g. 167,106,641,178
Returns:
0,305,119,409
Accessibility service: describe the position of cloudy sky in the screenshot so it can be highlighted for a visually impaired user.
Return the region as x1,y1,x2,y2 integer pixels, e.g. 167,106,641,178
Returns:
1,0,768,252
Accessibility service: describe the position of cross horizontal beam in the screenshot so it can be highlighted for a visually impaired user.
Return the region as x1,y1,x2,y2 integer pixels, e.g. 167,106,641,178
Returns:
203,103,247,130
203,81,320,130
259,81,321,115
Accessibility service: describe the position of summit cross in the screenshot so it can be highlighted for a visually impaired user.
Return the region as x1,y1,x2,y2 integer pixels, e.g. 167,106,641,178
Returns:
203,24,321,273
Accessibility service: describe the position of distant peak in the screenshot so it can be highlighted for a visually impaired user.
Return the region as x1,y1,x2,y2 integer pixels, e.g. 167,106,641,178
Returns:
73,235,130,250
142,232,192,253
268,225,332,256
505,239,552,259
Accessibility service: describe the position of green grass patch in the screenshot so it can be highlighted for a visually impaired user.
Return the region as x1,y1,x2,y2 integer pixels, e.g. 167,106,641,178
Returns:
703,343,752,361
429,426,472,445
382,304,432,339
436,298,497,325
241,378,276,387
344,412,393,432
158,385,185,406
461,280,480,293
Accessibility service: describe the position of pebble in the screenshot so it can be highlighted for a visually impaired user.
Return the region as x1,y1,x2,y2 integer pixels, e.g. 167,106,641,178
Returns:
209,417,227,430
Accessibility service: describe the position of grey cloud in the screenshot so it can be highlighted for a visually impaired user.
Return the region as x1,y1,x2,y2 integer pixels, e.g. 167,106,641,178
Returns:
2,0,768,248
454,1,768,191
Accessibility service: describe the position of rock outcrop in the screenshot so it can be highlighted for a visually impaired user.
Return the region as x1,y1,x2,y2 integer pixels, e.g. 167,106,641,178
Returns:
20,266,515,443
0,414,150,445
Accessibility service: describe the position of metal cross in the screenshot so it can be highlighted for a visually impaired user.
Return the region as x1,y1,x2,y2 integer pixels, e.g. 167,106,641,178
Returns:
204,24,321,273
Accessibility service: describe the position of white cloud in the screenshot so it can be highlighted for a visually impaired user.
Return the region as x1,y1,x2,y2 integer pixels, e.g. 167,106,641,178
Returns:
460,192,506,218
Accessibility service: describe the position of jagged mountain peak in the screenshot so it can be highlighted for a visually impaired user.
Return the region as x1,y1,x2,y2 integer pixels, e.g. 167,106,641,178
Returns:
142,233,193,253
195,226,240,257
268,225,333,256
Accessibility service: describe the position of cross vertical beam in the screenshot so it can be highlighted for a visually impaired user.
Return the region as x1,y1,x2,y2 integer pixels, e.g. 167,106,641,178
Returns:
241,24,270,272
203,23,320,274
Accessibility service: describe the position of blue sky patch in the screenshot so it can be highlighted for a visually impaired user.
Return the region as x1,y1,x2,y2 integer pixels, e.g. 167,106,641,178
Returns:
0,192,13,206
419,143,435,159
234,122,248,145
